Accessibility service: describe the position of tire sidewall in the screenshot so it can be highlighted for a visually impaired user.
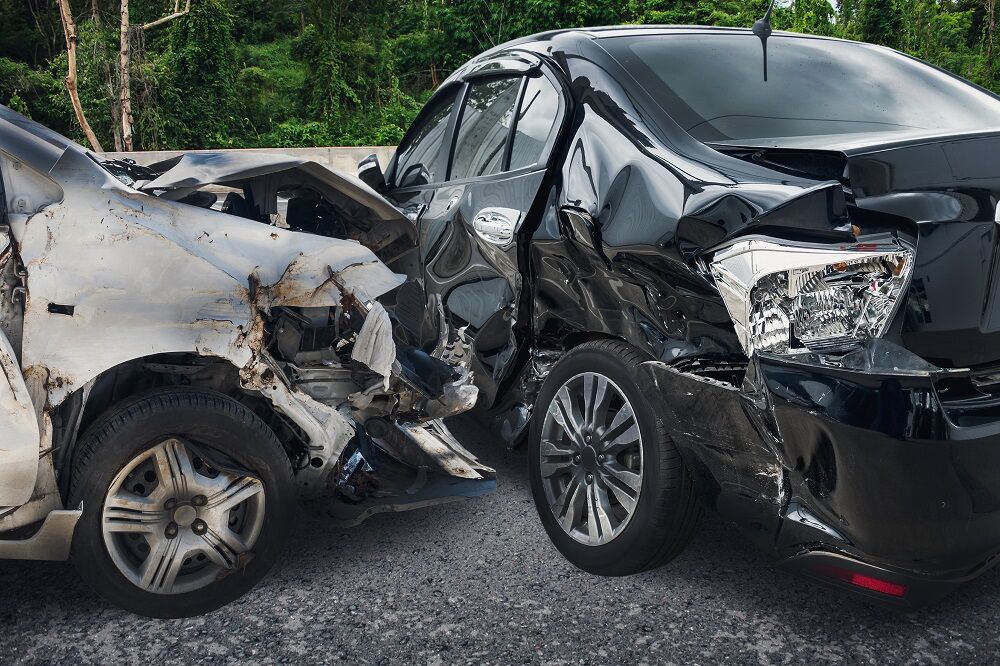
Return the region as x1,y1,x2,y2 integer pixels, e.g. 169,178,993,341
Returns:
529,345,675,575
68,390,296,618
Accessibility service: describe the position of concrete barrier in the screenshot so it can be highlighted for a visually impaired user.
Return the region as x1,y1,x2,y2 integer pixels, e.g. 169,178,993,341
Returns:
101,146,397,177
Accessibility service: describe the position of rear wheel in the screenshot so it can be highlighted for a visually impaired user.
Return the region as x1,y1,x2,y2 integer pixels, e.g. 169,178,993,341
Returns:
68,388,296,618
529,340,702,575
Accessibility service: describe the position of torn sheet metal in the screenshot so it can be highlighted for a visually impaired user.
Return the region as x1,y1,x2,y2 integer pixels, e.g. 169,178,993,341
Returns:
0,327,39,506
15,147,404,409
243,358,358,492
0,140,410,517
318,432,495,528
394,420,493,480
140,151,407,224
0,103,493,538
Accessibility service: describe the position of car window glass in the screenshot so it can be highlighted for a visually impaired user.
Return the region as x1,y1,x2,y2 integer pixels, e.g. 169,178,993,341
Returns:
394,90,457,188
0,150,63,214
451,77,521,180
509,74,561,171
603,34,1000,141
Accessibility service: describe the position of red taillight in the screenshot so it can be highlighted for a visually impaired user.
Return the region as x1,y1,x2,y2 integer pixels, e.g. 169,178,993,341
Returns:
814,565,907,597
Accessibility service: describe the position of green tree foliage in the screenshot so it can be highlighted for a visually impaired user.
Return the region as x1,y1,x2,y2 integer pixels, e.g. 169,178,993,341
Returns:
160,0,240,148
854,0,905,47
1,0,998,149
791,0,836,35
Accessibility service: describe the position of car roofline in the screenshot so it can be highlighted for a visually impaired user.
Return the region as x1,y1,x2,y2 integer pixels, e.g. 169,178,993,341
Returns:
506,24,885,49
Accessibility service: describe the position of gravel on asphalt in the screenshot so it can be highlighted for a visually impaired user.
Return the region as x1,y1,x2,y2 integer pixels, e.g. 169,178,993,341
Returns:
1,414,997,665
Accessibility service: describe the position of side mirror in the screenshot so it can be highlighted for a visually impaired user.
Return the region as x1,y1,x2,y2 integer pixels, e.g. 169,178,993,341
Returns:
358,153,387,193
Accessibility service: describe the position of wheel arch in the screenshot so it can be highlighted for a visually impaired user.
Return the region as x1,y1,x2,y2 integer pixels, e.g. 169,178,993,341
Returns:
559,330,629,352
51,353,306,498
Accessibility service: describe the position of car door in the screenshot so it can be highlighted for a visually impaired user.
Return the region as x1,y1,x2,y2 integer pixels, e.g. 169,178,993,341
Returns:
389,54,566,404
0,157,40,507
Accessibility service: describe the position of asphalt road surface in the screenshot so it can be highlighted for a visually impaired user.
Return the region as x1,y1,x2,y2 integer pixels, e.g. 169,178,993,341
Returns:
2,415,999,665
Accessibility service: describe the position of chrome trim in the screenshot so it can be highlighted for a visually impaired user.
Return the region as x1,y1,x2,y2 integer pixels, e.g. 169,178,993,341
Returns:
471,207,520,247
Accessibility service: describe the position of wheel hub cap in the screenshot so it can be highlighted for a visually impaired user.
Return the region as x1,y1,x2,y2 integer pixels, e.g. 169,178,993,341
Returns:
101,438,266,595
539,372,643,546
171,504,198,528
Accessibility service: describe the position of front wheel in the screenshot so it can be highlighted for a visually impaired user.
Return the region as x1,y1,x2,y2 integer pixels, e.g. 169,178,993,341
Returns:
68,388,296,618
529,340,702,576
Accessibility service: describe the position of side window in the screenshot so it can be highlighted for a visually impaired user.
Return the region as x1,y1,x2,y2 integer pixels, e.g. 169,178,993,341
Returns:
0,151,62,215
451,76,522,180
394,89,458,188
509,74,563,171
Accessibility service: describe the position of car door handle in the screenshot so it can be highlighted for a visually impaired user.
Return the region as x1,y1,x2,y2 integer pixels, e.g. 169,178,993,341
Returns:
472,207,520,246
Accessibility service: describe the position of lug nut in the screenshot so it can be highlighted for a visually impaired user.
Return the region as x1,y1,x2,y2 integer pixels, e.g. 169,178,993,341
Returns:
586,474,594,483
573,455,581,464
192,519,207,535
598,454,606,462
164,498,178,510
165,523,178,539
192,495,207,507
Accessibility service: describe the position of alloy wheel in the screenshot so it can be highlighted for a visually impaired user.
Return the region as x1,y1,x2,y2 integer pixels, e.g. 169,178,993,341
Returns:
539,372,643,545
101,438,266,595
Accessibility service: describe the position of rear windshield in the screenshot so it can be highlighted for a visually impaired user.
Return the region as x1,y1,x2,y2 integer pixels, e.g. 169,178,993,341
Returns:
601,33,1000,142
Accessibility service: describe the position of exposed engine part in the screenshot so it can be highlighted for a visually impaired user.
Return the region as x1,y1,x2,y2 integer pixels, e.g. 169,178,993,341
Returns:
285,363,359,404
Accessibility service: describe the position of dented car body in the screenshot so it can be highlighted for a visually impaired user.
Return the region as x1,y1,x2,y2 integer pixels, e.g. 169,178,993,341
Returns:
379,26,1000,607
0,105,491,617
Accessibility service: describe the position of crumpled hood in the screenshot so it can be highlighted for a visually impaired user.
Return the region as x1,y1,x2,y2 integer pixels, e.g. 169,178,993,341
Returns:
140,151,408,224
13,147,407,405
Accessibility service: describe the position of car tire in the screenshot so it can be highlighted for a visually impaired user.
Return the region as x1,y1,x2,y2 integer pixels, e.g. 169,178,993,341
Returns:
68,388,296,618
529,339,702,576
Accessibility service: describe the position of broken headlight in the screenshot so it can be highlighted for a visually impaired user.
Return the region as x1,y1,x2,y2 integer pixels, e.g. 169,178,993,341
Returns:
711,237,912,356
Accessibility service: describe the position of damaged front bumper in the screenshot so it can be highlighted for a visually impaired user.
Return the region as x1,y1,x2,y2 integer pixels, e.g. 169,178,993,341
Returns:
639,340,1000,607
255,285,494,523
312,419,495,527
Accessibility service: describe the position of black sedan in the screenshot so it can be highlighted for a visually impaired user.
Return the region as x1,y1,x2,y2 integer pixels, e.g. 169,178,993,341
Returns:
360,25,1000,607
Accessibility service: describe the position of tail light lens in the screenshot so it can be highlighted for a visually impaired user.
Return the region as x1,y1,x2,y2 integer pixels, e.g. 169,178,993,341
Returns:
813,565,907,597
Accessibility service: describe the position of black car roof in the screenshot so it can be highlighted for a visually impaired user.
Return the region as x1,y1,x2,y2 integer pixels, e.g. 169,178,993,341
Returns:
453,25,860,83
526,24,755,39
491,24,860,54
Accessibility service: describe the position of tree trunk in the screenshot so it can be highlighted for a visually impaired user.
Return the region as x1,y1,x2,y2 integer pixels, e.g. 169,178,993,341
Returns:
28,0,61,61
120,0,134,151
987,0,997,62
56,0,104,152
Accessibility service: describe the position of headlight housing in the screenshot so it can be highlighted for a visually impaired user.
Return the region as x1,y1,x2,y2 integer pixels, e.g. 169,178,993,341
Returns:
711,237,913,356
